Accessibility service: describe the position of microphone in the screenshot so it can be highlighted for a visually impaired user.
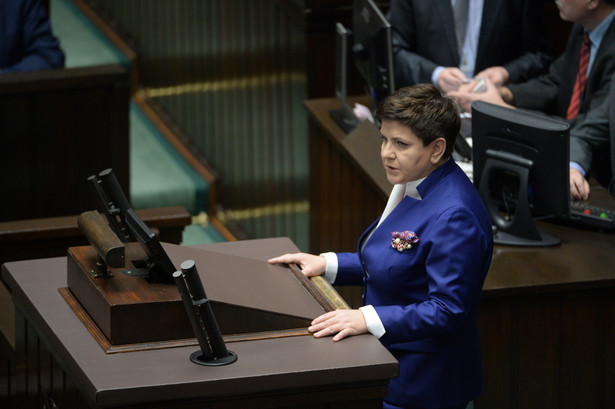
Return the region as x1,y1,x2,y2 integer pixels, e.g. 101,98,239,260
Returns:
174,260,237,366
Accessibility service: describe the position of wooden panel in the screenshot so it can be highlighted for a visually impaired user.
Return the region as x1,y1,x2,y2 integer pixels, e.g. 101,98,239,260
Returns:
476,288,615,409
0,64,130,222
0,206,191,267
6,307,89,409
476,300,514,409
515,296,559,407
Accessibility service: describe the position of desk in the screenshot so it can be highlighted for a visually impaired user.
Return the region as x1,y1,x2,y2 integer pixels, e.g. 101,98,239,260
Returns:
306,97,615,409
0,206,192,362
1,238,398,409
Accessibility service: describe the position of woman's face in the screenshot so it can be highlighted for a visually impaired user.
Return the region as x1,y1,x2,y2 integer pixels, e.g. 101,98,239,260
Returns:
380,119,444,185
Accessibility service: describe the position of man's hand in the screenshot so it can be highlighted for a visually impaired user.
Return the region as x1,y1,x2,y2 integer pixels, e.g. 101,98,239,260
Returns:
570,167,590,201
448,77,513,112
309,309,368,342
437,67,468,93
474,66,510,86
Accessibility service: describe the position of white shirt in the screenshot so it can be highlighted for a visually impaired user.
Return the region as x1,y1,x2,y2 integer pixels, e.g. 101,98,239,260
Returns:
432,0,484,83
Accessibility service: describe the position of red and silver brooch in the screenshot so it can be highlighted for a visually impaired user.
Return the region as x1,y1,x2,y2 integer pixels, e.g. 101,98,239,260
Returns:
391,231,419,252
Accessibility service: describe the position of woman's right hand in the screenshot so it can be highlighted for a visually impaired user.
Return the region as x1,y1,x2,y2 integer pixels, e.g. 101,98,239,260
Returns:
268,253,326,277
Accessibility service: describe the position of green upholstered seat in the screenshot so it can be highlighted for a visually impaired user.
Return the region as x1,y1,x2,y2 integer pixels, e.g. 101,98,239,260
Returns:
181,223,227,245
129,102,209,215
51,0,128,68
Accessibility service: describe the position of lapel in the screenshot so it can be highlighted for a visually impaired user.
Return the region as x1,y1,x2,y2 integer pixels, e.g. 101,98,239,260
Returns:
358,196,419,264
436,0,461,64
588,18,615,84
476,0,503,65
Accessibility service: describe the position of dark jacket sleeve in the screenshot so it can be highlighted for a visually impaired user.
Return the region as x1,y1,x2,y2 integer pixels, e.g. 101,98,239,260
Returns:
570,79,614,188
387,0,444,87
497,0,552,84
509,22,615,123
507,41,571,116
0,0,65,73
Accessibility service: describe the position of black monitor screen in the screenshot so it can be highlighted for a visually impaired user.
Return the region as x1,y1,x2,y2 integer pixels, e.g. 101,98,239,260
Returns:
352,0,394,106
471,101,570,247
330,22,361,133
335,22,352,105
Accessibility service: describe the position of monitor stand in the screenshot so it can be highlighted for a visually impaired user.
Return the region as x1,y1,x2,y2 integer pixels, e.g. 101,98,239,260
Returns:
479,149,560,247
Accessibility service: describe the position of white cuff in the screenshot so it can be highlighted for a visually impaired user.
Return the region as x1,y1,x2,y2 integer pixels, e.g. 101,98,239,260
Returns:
570,161,586,176
432,66,445,86
359,305,386,339
319,252,338,284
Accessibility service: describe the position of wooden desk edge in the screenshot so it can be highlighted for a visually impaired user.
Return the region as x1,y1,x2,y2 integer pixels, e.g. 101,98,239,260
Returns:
0,206,191,243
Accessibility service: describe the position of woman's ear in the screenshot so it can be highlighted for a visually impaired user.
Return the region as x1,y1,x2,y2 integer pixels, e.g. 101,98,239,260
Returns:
430,137,447,164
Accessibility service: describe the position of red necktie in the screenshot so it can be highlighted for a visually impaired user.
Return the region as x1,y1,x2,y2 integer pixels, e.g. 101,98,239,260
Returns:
567,32,591,120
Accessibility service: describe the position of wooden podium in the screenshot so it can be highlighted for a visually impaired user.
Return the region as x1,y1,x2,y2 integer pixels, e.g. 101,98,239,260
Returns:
1,238,398,409
64,241,343,350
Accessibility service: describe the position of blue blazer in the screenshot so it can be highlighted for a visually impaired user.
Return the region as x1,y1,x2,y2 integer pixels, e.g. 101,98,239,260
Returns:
335,159,493,408
0,0,64,73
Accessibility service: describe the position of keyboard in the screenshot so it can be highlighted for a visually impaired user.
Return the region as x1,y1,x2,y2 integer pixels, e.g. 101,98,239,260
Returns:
569,201,615,230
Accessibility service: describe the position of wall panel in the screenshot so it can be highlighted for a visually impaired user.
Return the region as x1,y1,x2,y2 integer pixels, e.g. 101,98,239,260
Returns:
90,0,310,248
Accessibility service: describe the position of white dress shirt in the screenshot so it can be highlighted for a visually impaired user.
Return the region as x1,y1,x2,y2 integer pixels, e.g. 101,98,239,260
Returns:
432,0,484,83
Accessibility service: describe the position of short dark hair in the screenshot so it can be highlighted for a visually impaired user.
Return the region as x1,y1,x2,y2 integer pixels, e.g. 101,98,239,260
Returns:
375,84,460,158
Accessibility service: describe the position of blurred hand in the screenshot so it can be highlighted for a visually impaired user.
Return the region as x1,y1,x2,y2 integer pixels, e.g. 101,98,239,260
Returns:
475,66,510,86
448,77,512,112
570,167,590,201
267,252,326,277
309,309,368,342
437,67,468,93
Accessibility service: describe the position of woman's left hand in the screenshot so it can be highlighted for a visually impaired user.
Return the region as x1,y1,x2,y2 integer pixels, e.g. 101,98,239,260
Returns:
309,309,368,341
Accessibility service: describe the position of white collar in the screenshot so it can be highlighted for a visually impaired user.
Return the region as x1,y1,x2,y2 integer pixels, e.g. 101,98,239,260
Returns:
404,178,425,200
377,178,426,228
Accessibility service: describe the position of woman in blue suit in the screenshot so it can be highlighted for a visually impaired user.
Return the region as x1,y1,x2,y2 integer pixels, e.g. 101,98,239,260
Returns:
269,84,493,409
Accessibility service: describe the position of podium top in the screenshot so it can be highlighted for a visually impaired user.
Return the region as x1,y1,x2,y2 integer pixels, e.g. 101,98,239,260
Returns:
1,237,399,407
164,242,326,319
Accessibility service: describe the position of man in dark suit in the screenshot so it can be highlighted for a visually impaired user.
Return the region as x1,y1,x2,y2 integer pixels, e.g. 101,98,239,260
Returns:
570,78,615,200
0,0,65,73
388,0,553,93
451,0,615,126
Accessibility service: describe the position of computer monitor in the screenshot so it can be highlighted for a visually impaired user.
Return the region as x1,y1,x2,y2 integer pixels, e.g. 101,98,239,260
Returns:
352,0,395,111
471,101,570,247
330,22,360,133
